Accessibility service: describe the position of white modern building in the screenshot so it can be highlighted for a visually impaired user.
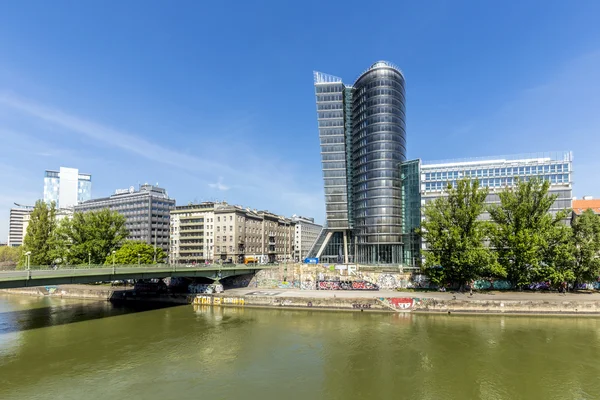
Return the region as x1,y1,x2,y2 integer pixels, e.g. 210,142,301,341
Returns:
44,167,92,208
8,207,33,247
420,151,573,220
291,215,322,261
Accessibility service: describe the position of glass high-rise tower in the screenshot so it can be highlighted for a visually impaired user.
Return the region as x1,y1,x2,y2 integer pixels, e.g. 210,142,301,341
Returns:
309,61,407,265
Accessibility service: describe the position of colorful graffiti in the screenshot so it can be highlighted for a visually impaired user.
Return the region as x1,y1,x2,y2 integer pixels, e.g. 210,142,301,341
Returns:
377,274,397,290
301,277,316,290
316,280,379,290
473,280,512,290
378,297,431,311
222,297,245,305
188,283,224,294
194,295,212,305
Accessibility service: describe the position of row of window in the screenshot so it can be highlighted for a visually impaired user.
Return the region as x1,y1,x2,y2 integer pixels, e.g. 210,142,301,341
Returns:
354,105,406,121
317,102,343,111
355,77,404,96
320,135,346,145
353,87,404,104
318,110,344,119
353,152,404,168
319,119,344,128
318,127,345,136
316,94,343,102
424,163,570,181
354,95,404,111
352,124,406,142
320,144,346,153
315,84,344,93
353,142,405,158
354,187,401,199
355,114,404,130
353,133,406,150
424,174,570,191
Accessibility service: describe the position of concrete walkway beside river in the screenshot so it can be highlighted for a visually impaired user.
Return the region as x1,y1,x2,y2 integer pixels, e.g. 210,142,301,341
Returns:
225,287,600,302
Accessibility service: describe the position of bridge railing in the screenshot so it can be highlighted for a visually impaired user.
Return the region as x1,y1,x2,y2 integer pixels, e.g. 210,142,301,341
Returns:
9,263,274,272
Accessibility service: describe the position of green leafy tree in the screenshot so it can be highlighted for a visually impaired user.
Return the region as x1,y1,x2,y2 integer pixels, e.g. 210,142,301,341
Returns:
106,241,166,265
418,178,500,288
20,200,57,267
0,246,22,269
55,209,129,265
488,178,569,287
535,223,575,286
570,209,600,286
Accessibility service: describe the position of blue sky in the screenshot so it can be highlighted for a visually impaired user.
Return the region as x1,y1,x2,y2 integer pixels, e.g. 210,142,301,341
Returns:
1,0,600,241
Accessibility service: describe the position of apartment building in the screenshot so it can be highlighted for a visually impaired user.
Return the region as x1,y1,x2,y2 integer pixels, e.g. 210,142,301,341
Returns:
291,215,322,261
170,202,295,264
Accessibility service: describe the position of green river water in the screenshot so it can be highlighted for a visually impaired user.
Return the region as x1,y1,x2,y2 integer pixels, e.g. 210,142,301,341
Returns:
1,294,600,400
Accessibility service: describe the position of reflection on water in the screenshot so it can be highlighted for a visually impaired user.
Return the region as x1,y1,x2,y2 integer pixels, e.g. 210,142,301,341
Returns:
1,295,600,400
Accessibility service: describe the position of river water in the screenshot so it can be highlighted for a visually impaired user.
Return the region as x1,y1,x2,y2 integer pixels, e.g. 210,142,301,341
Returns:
1,294,600,400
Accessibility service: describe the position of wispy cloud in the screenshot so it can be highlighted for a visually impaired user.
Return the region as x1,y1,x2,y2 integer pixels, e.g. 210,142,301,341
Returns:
0,93,325,221
0,93,229,174
208,177,230,191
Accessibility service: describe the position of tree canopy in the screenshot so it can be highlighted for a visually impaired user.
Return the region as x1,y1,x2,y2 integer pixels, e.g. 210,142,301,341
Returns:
488,178,570,286
0,246,21,269
570,209,600,285
20,200,57,267
418,178,500,288
54,209,129,265
106,241,166,265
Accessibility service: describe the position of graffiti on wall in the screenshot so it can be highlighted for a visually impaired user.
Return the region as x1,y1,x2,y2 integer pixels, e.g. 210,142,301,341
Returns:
194,295,213,305
188,283,224,294
301,277,316,290
379,297,431,311
473,280,512,290
222,297,245,305
315,280,379,290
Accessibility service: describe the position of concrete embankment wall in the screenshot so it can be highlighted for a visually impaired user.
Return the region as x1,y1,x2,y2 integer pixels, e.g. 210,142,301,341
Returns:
414,298,600,315
195,294,600,315
194,294,392,311
2,286,116,300
7,284,600,315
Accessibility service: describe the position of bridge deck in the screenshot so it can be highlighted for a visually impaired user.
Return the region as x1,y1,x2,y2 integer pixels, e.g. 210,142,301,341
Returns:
0,265,270,289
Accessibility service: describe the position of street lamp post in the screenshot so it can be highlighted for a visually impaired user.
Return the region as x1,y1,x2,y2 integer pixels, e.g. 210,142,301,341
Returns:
25,251,31,279
138,253,141,266
88,252,91,266
112,250,116,275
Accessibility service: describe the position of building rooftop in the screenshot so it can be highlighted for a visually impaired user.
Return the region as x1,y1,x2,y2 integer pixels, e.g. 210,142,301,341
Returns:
573,199,600,215
422,151,573,167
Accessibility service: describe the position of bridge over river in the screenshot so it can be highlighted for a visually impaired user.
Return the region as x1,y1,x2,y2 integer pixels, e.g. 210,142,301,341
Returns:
0,265,267,289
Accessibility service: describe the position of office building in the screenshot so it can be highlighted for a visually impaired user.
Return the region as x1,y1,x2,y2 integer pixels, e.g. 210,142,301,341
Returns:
170,202,215,264
44,167,92,208
75,184,175,252
309,61,407,265
421,152,573,219
291,215,322,261
170,202,296,265
8,207,33,247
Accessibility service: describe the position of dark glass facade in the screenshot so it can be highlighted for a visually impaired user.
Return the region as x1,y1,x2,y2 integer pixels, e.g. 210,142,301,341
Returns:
313,62,408,266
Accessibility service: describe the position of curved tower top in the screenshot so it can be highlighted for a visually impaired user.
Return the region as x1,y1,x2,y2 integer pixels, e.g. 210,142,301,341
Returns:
354,60,405,85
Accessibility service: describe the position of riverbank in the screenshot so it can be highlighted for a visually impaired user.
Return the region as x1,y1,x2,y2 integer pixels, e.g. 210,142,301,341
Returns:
6,285,600,315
